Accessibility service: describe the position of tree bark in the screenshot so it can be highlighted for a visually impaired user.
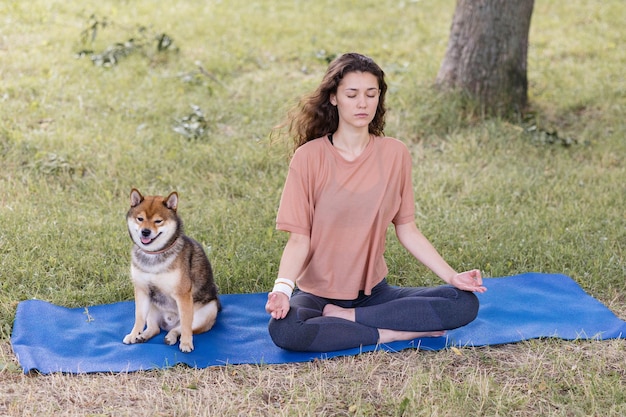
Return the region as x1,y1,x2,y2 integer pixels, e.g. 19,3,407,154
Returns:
436,0,534,116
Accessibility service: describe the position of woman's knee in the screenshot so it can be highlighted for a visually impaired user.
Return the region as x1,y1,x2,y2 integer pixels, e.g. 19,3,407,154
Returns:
457,290,480,324
268,316,317,351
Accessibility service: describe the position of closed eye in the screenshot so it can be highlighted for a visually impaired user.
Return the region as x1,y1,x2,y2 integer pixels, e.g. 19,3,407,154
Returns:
345,93,378,99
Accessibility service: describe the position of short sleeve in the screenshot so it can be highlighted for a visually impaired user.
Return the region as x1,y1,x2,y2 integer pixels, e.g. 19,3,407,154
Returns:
392,143,415,225
276,149,313,235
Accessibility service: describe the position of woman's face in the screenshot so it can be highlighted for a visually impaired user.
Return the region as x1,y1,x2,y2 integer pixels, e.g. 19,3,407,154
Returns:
330,71,380,131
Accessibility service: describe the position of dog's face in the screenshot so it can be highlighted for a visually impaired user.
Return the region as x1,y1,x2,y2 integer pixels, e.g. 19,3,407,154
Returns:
127,189,180,251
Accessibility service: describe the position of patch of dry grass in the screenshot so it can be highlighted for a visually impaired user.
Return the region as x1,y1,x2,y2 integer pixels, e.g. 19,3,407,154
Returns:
2,340,625,416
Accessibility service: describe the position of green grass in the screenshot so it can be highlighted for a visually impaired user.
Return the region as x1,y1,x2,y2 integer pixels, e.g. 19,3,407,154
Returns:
1,0,625,415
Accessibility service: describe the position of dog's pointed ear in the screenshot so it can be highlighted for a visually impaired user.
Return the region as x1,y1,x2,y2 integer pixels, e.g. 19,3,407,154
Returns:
165,191,178,211
130,189,144,207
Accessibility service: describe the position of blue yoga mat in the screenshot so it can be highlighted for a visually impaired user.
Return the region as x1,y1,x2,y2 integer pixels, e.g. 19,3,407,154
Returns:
10,273,626,374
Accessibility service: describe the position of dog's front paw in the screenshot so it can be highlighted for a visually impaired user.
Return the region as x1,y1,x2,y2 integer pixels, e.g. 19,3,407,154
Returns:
179,341,194,353
178,334,194,353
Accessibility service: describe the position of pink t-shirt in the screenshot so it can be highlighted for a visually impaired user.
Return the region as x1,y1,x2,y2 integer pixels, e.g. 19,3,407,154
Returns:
276,135,416,299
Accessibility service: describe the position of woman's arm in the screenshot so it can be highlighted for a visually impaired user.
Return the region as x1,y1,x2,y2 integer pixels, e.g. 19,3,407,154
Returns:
265,232,311,319
395,222,486,293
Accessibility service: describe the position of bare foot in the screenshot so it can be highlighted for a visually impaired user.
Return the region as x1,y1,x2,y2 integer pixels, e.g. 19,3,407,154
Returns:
322,304,355,321
378,328,446,344
323,305,446,343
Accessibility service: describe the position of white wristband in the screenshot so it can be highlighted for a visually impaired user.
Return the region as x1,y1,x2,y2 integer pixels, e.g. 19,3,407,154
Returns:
272,278,295,299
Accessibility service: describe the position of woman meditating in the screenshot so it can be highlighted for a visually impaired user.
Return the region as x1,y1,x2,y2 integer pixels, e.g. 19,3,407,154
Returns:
265,53,486,352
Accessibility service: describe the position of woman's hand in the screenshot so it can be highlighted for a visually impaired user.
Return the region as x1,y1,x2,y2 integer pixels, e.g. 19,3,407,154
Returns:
265,291,291,319
449,269,487,293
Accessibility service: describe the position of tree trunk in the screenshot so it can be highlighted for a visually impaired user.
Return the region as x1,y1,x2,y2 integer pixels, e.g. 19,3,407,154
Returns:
436,0,534,116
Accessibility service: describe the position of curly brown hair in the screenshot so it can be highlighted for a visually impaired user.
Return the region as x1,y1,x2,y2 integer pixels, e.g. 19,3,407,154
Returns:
276,53,388,153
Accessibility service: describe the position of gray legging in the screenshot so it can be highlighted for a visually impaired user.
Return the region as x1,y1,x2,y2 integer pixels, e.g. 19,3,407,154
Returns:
268,278,479,352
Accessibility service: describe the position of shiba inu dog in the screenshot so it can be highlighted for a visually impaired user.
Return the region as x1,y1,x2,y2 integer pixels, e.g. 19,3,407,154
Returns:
123,188,220,353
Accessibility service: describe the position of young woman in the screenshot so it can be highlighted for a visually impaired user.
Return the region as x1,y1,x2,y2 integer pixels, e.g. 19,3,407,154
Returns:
266,53,486,352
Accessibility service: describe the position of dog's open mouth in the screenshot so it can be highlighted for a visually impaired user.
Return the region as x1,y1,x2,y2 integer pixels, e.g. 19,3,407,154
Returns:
140,233,161,245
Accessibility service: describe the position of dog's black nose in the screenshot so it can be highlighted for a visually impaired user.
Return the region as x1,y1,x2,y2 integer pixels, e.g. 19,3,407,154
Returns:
141,229,151,237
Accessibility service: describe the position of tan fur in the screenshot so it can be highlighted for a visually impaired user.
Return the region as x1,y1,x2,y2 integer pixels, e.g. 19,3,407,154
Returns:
123,188,220,353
